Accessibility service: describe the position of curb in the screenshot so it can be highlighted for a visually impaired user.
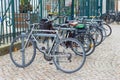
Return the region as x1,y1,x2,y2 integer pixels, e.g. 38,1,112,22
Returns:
0,44,10,56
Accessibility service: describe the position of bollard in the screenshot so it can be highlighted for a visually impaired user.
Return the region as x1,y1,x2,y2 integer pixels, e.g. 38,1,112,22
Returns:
21,33,26,67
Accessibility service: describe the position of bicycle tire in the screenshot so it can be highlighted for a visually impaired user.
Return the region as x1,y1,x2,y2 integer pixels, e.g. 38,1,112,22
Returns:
103,23,112,37
75,34,95,56
115,16,120,24
53,38,86,73
105,15,115,24
10,35,36,68
90,27,103,46
98,26,107,41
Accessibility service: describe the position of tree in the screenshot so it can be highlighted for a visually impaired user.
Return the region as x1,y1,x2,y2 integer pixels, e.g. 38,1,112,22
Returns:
19,0,32,13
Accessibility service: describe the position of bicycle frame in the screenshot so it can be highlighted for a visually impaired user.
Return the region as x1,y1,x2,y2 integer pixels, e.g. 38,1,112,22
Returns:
21,23,60,57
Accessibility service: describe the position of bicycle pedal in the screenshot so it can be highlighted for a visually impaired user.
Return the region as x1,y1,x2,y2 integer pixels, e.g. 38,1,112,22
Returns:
49,62,53,65
68,58,72,62
41,47,45,50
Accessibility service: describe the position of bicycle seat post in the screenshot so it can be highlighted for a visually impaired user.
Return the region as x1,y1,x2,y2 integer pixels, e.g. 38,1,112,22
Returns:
27,11,31,30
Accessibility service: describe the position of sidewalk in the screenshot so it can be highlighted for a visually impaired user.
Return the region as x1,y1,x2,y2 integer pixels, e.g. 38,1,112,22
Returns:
0,24,120,80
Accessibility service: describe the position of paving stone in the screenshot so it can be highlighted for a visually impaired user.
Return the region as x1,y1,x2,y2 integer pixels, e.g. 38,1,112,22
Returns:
0,24,120,80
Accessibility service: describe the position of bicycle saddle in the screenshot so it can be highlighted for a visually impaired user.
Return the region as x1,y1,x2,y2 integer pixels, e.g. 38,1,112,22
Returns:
65,20,78,26
69,21,78,26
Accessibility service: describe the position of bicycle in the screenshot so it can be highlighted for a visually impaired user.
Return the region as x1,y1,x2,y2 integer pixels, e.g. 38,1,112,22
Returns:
75,17,103,46
10,16,86,73
53,17,96,56
90,16,112,38
80,16,112,46
100,10,116,24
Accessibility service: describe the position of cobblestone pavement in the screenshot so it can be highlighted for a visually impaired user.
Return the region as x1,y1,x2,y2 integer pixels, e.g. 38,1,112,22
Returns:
0,24,120,80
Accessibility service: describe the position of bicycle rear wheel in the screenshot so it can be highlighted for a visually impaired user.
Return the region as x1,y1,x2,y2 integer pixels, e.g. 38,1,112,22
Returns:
53,38,86,73
10,34,36,68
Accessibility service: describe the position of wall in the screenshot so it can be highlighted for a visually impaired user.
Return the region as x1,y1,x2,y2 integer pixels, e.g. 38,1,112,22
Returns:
119,0,120,11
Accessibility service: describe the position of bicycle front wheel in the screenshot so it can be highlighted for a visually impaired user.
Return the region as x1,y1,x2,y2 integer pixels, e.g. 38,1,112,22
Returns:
103,23,112,37
90,27,103,46
75,34,95,56
53,38,86,73
10,35,36,68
